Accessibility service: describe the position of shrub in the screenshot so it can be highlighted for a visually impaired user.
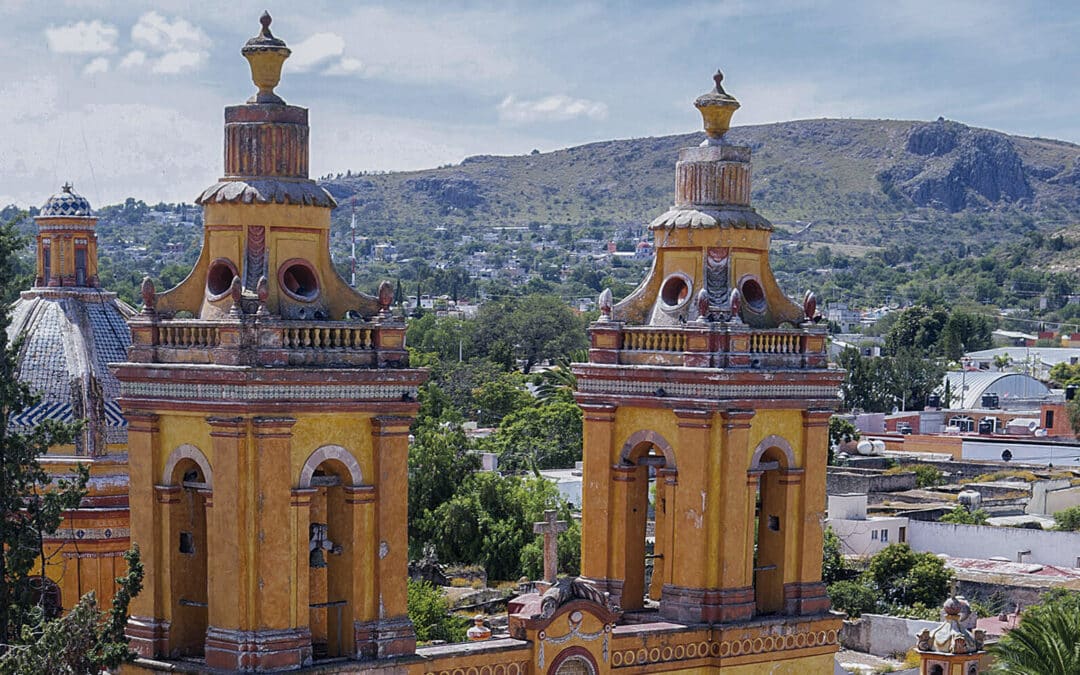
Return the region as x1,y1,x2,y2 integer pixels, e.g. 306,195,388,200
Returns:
828,580,878,618
1053,505,1080,531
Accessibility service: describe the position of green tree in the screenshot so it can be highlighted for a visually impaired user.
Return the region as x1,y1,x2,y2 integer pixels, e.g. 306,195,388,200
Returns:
828,417,859,465
939,310,993,360
885,306,948,356
0,547,144,673
911,464,944,488
407,579,468,644
0,216,90,649
827,580,877,618
408,423,481,558
938,505,989,525
1053,505,1080,531
535,349,588,404
473,294,587,373
989,590,1080,674
1068,395,1080,438
488,401,583,472
867,544,952,609
473,372,533,427
821,526,847,585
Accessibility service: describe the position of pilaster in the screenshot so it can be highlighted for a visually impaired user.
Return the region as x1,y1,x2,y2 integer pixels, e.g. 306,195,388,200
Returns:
252,416,297,631
205,416,250,649
579,404,616,585
125,411,164,656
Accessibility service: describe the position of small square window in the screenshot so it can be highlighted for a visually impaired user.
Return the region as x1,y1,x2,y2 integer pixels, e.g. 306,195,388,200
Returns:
768,515,780,532
872,530,878,540
881,530,889,542
179,531,195,554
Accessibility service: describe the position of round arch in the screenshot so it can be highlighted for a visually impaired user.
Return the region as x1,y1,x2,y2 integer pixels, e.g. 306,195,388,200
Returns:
749,434,796,471
618,429,676,470
162,444,213,487
298,445,363,488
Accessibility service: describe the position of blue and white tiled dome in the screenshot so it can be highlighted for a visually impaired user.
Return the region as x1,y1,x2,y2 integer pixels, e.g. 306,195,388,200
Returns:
40,183,93,218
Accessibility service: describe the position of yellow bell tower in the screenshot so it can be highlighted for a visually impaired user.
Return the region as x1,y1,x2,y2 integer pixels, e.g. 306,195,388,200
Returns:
113,13,425,670
572,71,845,669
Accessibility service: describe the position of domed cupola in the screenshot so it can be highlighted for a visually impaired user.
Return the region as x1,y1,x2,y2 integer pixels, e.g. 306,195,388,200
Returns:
7,183,135,456
40,182,93,218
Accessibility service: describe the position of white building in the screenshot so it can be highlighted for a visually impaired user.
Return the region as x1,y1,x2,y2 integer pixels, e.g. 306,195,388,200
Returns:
826,494,909,557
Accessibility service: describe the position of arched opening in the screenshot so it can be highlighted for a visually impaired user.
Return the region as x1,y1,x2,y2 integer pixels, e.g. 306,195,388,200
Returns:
279,259,320,302
306,457,354,660
618,433,676,612
552,649,598,675
167,457,209,657
205,258,237,299
749,437,796,616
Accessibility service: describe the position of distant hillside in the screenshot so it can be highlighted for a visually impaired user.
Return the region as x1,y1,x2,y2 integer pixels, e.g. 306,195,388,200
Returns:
322,118,1080,249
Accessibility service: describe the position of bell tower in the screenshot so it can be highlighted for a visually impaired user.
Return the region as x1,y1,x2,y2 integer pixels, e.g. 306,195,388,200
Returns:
113,13,425,671
573,71,843,664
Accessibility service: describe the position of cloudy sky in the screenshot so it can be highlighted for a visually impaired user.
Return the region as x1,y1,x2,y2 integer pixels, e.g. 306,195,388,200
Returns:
1,1,1077,207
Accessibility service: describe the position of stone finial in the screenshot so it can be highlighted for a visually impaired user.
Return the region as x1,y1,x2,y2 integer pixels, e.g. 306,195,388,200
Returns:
695,69,741,146
803,290,817,322
140,277,156,314
241,11,291,105
256,275,269,315
229,275,243,315
598,288,613,321
728,287,742,323
61,182,73,194
696,288,710,322
377,280,394,316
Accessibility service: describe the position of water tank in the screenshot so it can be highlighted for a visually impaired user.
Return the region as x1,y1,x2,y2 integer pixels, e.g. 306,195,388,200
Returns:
981,392,1000,409
1068,384,1077,401
871,439,886,454
856,440,874,455
958,489,982,510
978,418,995,434
926,394,941,409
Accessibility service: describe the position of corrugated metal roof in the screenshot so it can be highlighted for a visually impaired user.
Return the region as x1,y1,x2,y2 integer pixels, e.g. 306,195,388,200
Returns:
942,371,1052,409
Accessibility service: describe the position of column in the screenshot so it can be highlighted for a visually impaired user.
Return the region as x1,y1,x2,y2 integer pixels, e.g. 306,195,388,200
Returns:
289,488,316,631
343,485,378,659
607,464,637,610
251,416,298,632
579,404,616,591
370,416,415,659
123,411,168,657
659,408,711,623
787,409,833,615
710,409,756,623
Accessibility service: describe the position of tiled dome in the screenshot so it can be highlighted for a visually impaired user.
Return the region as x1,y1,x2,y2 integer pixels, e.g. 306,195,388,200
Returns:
40,183,93,218
6,290,135,453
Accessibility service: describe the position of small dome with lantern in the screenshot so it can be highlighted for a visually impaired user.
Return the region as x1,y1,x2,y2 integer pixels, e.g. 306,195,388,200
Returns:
40,183,93,218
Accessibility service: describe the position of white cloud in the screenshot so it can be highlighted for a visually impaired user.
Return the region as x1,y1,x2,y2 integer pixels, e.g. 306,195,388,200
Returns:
497,94,608,124
44,20,117,55
289,32,346,72
131,11,209,52
152,50,205,75
119,51,146,69
82,57,109,76
323,57,365,77
130,12,209,75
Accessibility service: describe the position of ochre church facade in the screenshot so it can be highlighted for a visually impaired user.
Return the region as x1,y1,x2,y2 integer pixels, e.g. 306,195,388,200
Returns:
10,14,846,675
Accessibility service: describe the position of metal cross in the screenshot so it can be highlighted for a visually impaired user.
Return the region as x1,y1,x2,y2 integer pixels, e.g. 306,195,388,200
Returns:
533,509,568,583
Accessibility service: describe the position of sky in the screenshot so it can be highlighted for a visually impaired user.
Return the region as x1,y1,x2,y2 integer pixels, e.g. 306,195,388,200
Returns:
0,1,1077,208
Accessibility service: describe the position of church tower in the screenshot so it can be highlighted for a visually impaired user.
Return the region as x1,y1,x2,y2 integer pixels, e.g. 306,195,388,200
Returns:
572,72,844,667
113,14,425,670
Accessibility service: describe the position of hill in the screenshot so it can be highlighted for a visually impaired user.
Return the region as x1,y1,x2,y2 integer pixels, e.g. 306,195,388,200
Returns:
323,118,1080,249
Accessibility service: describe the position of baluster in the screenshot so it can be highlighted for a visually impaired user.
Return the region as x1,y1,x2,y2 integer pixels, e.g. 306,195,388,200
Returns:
301,328,310,348
332,328,341,348
323,328,331,348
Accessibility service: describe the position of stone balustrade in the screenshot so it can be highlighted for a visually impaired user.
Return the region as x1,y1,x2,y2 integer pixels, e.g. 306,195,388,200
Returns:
589,322,829,369
126,315,406,368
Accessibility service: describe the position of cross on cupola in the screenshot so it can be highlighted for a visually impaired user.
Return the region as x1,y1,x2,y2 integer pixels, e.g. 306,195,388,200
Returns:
533,509,568,584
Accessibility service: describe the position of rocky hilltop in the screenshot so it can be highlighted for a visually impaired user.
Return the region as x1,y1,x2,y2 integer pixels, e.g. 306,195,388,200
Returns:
323,118,1080,249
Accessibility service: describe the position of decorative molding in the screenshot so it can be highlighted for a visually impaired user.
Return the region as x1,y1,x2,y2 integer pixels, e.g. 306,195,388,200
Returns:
579,378,837,400
121,381,419,403
162,443,213,487
618,429,677,469
750,434,797,470
608,626,839,668
298,444,363,487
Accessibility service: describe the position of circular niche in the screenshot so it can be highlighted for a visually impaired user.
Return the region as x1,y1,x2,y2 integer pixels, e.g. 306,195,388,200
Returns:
738,276,767,313
279,259,320,302
659,274,693,309
206,258,238,299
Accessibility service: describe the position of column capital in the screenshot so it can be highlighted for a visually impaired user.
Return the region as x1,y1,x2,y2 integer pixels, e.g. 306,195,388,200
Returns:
206,416,247,437
343,484,377,504
580,403,617,422
674,408,713,428
154,484,181,504
371,416,412,437
125,410,160,433
721,408,755,430
802,408,834,427
252,416,296,438
289,487,318,507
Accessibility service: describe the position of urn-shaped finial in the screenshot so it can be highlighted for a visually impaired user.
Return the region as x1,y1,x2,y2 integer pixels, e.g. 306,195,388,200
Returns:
241,11,291,105
694,69,740,146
